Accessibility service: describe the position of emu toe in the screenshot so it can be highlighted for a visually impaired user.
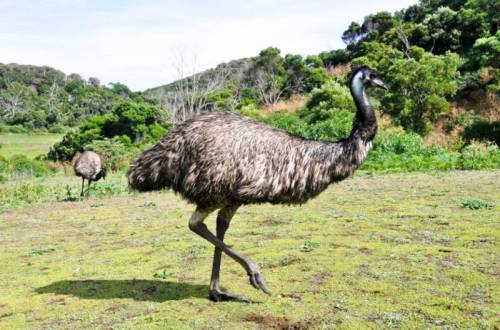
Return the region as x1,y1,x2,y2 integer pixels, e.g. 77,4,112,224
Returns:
209,289,251,303
248,269,270,295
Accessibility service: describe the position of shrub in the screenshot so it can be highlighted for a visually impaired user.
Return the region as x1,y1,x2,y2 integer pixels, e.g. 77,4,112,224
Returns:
363,130,460,172
48,123,68,134
462,120,500,145
0,154,57,181
237,103,264,121
8,155,50,178
458,141,499,169
461,199,495,210
47,101,169,162
85,137,139,171
47,130,81,161
299,81,355,124
0,124,30,134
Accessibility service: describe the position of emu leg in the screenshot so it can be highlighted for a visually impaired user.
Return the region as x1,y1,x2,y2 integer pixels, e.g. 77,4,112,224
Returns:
80,178,85,197
86,180,92,196
189,207,270,297
209,205,241,302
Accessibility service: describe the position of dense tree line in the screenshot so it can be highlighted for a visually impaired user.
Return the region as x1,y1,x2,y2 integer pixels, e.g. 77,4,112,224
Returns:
0,63,156,131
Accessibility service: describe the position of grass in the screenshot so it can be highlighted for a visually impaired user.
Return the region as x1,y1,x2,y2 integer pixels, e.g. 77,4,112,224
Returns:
0,133,62,159
0,170,498,329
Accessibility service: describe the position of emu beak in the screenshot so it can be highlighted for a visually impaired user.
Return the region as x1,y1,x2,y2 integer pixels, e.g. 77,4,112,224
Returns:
373,78,388,90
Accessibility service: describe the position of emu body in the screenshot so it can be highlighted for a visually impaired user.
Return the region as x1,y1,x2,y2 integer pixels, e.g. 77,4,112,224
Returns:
128,67,387,301
73,151,105,197
128,112,371,207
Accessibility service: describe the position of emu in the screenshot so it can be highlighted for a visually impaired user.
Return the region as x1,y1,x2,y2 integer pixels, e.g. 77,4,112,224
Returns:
73,151,106,197
127,67,387,301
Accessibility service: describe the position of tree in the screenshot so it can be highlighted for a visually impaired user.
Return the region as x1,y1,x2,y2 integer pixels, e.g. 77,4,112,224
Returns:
362,11,396,42
464,31,500,70
411,7,461,54
0,82,33,122
342,22,363,46
88,77,100,87
318,49,351,68
381,47,460,135
251,48,302,106
457,7,490,52
155,53,231,123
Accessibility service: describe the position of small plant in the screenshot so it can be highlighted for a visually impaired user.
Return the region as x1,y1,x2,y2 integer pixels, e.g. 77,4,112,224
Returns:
300,240,320,252
382,313,405,326
153,270,174,279
462,199,495,210
30,247,55,256
91,181,126,197
57,185,79,202
183,244,207,256
333,295,347,311
393,237,411,244
140,201,156,207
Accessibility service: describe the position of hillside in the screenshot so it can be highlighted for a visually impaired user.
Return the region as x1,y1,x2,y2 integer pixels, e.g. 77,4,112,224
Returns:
146,58,254,96
0,63,155,132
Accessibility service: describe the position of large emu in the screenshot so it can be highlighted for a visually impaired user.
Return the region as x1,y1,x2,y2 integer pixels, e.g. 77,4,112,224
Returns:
128,67,387,301
73,151,106,197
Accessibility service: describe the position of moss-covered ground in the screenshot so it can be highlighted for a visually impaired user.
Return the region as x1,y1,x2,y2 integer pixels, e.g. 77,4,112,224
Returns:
0,170,498,329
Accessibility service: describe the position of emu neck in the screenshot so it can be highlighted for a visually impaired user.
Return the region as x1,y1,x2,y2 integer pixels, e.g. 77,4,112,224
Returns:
316,73,378,183
349,74,377,142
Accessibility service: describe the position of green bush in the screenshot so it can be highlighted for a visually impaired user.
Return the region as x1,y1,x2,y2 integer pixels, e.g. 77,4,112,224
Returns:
47,130,81,161
237,103,264,121
458,142,499,170
462,120,500,145
0,154,57,181
47,123,68,134
461,198,495,210
48,101,169,162
299,81,355,124
86,137,140,171
0,124,30,134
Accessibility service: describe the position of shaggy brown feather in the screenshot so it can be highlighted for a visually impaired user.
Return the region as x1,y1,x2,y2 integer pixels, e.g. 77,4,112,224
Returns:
73,151,104,181
127,68,380,208
127,67,387,301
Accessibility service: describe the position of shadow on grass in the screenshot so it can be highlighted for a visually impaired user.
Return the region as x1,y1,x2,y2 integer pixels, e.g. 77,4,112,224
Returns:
36,279,207,302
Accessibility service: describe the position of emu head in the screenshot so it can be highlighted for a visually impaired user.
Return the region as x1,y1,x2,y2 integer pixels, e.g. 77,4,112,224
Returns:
96,168,107,181
356,66,388,90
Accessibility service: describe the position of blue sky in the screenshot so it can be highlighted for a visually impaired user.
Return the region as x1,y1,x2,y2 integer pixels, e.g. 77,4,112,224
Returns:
1,0,417,91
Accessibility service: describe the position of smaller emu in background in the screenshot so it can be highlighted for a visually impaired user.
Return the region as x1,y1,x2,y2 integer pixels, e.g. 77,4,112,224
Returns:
73,151,106,197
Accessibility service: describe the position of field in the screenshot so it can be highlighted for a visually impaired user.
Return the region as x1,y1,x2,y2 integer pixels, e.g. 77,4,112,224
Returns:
0,133,63,159
0,170,498,329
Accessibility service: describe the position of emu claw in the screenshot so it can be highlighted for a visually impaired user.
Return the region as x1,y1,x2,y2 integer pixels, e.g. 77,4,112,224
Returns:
248,269,270,295
209,289,250,303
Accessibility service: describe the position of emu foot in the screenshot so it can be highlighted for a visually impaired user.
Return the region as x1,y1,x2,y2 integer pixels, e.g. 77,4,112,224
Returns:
209,289,251,303
247,264,271,295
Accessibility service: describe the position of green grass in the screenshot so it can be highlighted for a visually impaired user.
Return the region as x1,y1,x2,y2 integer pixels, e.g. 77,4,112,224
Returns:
0,133,62,159
0,171,498,329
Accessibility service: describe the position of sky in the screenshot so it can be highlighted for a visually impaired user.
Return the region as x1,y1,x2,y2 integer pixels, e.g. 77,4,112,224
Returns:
0,0,417,91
